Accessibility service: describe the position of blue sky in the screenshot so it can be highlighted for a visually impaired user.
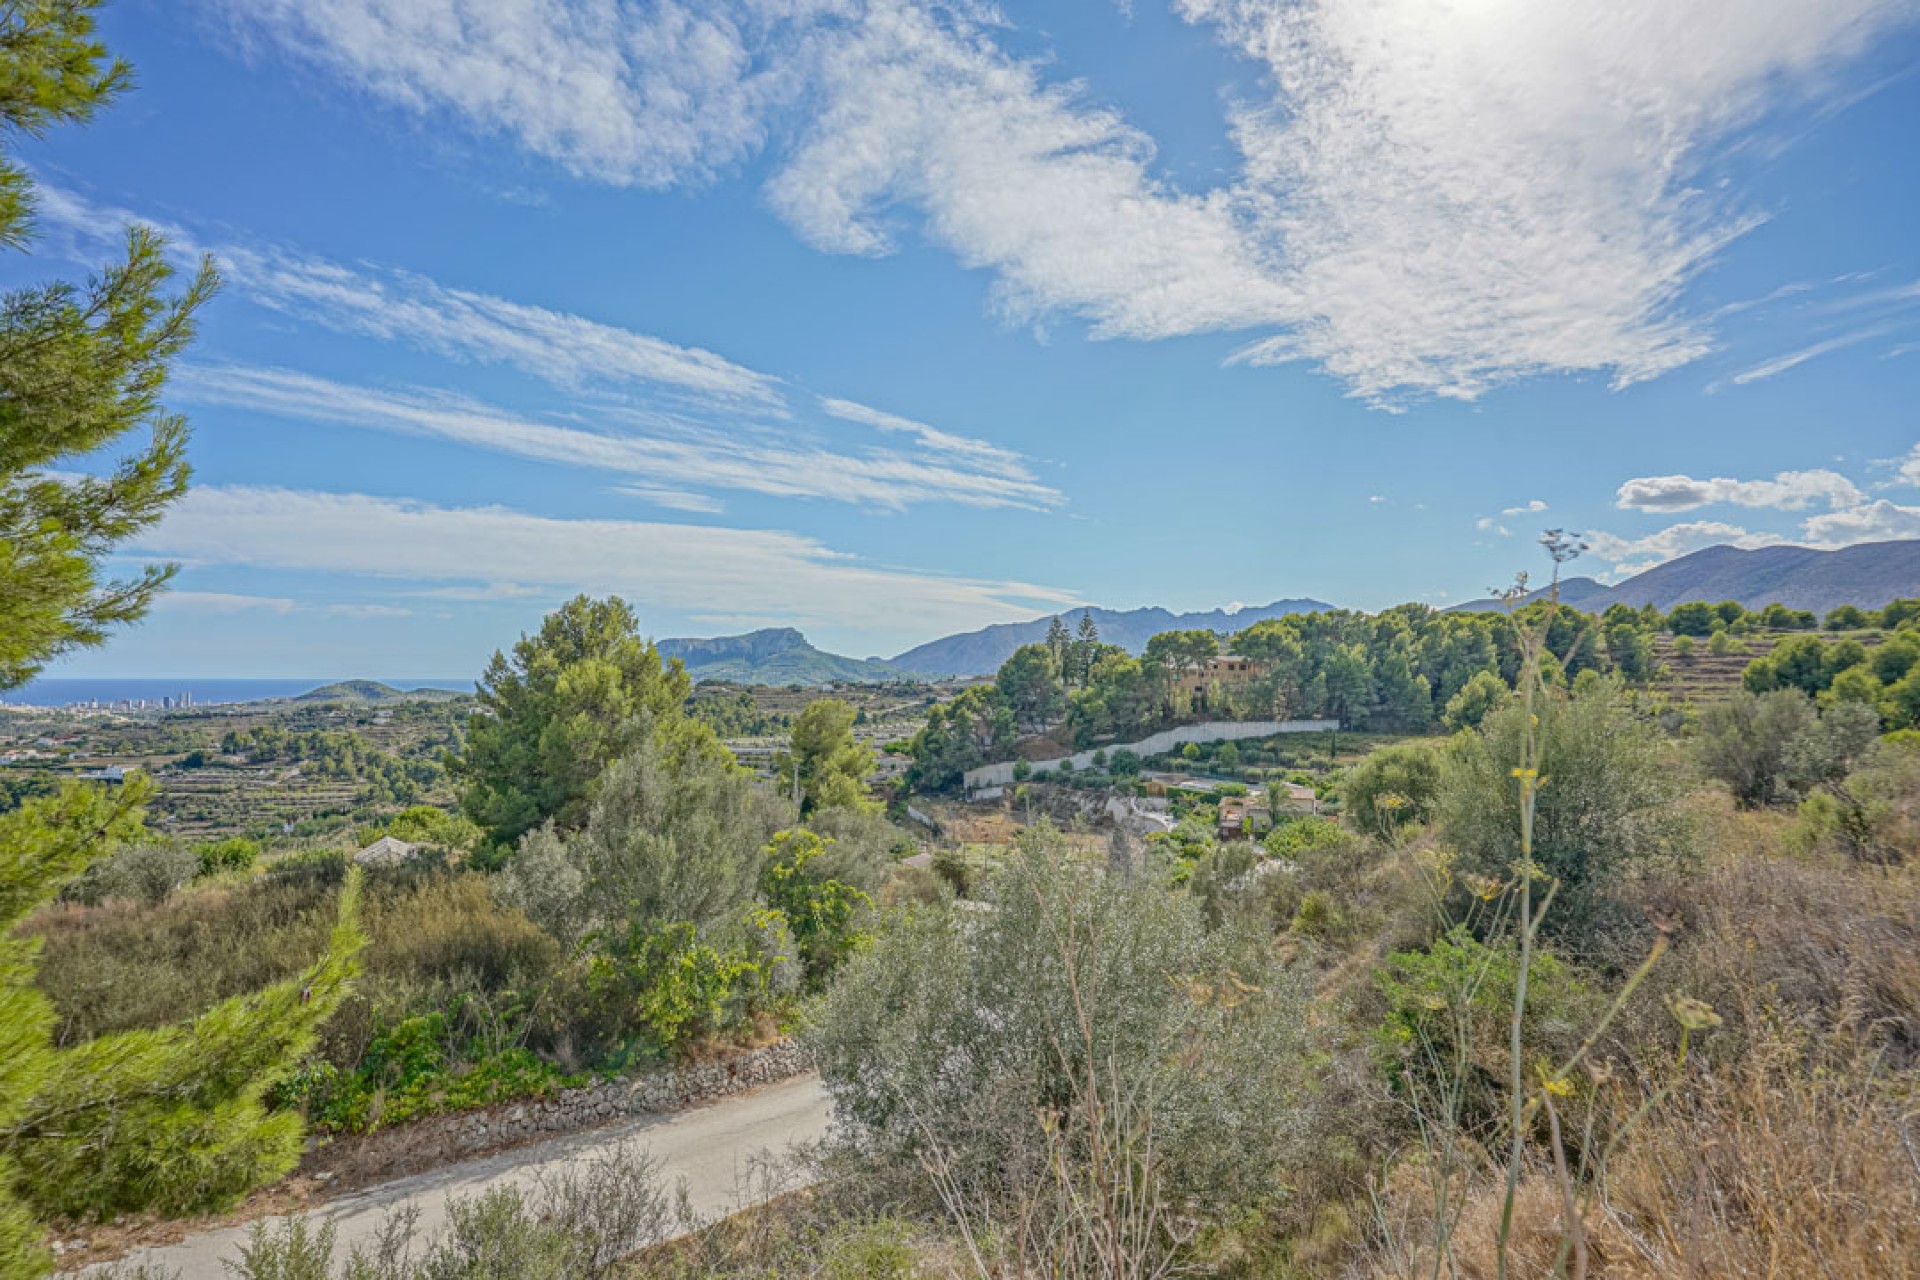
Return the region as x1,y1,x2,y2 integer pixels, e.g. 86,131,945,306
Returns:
15,0,1920,677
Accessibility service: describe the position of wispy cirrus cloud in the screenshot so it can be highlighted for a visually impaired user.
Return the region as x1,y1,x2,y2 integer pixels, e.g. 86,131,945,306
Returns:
818,397,1035,481
149,590,413,619
176,365,1063,511
36,184,783,408
131,485,1077,652
206,0,1920,401
1728,326,1898,384
41,183,1051,511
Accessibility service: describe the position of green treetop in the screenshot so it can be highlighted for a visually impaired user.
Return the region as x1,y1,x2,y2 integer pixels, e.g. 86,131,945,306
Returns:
452,595,722,859
778,697,879,815
0,0,218,690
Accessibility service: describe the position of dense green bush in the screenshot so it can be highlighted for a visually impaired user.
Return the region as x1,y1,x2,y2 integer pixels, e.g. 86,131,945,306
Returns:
65,842,199,906
1437,678,1693,946
761,831,873,986
1375,926,1598,1142
196,836,261,878
1341,743,1442,837
276,1009,584,1134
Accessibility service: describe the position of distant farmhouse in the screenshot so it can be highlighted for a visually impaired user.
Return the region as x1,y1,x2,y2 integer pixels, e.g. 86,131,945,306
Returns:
1173,654,1263,700
1217,782,1319,840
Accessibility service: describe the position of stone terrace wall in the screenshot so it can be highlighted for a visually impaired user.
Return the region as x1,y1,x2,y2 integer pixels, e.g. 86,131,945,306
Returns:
299,1040,812,1188
962,718,1338,791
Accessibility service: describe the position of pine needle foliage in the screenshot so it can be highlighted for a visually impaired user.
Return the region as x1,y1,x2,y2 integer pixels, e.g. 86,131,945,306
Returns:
0,0,220,690
0,782,368,1271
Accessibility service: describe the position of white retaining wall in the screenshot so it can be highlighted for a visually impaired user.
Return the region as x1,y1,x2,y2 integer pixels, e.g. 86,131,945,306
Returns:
962,719,1338,791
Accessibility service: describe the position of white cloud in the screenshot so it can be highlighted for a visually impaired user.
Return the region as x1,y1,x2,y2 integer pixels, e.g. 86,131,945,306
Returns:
765,1,1295,341
1614,468,1863,512
213,0,1918,400
1729,326,1896,384
177,365,1063,511
1588,471,1918,578
36,185,783,407
149,591,411,618
1475,517,1512,536
414,582,549,602
1585,520,1785,578
818,397,1034,481
210,0,782,189
1502,500,1549,516
615,485,727,514
151,591,299,615
1195,0,1914,399
324,603,415,618
131,485,1078,651
1802,499,1920,546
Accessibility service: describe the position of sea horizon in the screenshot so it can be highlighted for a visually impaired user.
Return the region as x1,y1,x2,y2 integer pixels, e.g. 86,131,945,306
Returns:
0,677,474,709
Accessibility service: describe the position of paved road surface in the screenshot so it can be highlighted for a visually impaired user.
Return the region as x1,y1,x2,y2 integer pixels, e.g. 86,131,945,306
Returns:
80,1074,833,1278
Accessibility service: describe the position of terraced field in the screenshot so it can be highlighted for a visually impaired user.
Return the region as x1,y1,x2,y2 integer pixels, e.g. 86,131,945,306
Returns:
1650,629,1888,704
2,696,469,843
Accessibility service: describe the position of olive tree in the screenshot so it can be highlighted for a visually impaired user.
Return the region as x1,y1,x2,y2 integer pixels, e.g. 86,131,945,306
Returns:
1437,678,1693,940
807,829,1321,1246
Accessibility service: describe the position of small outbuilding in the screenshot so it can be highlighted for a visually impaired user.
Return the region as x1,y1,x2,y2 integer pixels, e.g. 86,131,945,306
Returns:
353,835,419,867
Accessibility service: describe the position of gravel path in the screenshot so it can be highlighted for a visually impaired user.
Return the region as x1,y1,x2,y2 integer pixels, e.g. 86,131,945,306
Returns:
75,1073,833,1278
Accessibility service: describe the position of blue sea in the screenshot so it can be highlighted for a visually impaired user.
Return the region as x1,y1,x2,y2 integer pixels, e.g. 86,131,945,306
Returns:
0,678,471,709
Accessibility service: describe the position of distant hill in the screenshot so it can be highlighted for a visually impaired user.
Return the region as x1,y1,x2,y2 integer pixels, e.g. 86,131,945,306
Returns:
890,598,1336,678
294,680,467,703
657,628,915,686
1447,541,1920,616
1445,575,1618,614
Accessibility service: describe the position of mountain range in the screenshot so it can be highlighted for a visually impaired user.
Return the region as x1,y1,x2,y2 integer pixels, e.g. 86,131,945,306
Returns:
655,541,1920,687
890,599,1335,678
1446,540,1920,616
657,628,915,686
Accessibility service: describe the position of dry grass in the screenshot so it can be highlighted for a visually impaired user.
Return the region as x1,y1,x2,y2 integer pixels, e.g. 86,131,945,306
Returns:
1633,845,1920,1069
1369,1034,1920,1279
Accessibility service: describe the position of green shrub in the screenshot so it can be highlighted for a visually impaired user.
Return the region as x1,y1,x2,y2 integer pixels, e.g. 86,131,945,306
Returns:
277,1010,584,1134
582,920,774,1059
1442,670,1508,732
196,837,261,879
67,843,200,906
761,831,872,986
1438,679,1692,944
1341,743,1442,837
1375,926,1597,1141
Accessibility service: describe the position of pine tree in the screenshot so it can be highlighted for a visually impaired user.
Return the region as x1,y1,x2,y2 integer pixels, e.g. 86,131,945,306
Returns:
1070,610,1101,686
0,784,367,1272
452,595,720,860
0,10,359,1271
1076,610,1100,647
0,3,219,689
1045,615,1070,669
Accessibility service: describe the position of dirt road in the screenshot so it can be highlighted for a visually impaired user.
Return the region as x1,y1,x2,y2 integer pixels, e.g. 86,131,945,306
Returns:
77,1073,833,1278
